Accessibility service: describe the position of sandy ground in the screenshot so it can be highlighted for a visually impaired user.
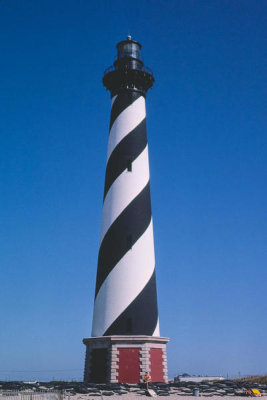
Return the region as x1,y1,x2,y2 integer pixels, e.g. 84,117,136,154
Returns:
70,395,267,400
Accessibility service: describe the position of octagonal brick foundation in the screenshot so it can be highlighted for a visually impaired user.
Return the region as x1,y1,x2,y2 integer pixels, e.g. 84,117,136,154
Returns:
83,335,169,383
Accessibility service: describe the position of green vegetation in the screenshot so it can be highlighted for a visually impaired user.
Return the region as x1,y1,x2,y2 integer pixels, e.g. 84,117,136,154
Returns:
233,376,267,384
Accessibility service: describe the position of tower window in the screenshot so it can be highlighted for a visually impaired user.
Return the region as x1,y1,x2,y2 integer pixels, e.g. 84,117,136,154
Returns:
127,158,132,172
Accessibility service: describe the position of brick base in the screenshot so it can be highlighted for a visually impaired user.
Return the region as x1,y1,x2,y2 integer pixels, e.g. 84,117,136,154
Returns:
83,335,169,383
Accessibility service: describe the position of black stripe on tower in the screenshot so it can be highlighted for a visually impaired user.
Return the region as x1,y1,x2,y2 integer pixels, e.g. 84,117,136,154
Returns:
104,119,147,199
109,92,141,130
104,270,158,336
95,182,152,298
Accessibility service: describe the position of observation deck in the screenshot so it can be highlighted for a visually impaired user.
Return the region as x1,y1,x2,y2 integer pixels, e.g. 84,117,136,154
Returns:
103,36,155,96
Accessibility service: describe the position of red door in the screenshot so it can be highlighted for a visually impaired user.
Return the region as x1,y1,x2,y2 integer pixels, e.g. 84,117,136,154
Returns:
150,348,164,382
118,348,141,383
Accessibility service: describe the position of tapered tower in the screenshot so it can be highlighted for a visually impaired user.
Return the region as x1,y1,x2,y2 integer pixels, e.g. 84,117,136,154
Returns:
83,36,169,384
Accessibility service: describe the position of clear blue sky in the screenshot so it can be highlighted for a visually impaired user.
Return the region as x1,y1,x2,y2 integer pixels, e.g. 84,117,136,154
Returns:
0,0,266,381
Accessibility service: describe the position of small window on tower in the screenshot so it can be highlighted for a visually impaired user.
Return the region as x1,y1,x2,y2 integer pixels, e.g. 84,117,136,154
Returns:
127,158,132,172
126,234,132,250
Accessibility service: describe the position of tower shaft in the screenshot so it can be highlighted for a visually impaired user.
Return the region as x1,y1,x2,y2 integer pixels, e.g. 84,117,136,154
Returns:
92,90,159,337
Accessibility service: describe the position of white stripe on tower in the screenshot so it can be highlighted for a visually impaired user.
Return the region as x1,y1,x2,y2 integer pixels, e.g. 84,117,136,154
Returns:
92,220,155,336
107,96,145,160
111,95,117,106
153,319,160,336
100,146,149,242
92,93,159,337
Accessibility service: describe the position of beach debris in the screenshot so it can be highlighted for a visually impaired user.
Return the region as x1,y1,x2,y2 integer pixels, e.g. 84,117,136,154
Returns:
251,388,262,396
147,388,157,397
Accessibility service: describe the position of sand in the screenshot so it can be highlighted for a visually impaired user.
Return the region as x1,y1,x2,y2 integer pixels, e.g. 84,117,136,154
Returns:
70,394,267,400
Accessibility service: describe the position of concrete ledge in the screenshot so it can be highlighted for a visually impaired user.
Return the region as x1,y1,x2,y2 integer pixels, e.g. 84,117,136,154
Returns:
83,335,170,345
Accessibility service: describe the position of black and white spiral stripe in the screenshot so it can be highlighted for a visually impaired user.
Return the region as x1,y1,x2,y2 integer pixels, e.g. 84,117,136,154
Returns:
91,91,159,337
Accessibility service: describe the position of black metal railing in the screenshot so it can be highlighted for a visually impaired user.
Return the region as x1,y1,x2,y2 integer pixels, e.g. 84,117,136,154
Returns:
104,64,153,76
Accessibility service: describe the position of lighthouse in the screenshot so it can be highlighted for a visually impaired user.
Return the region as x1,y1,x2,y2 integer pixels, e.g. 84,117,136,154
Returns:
83,36,169,384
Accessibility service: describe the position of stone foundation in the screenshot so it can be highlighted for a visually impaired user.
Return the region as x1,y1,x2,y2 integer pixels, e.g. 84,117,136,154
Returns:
83,335,169,383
